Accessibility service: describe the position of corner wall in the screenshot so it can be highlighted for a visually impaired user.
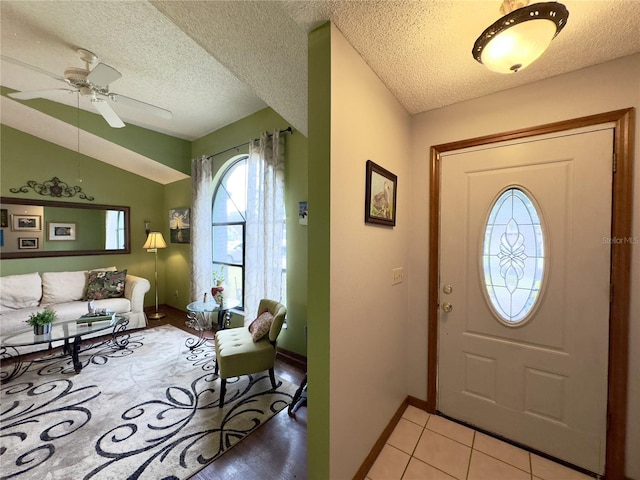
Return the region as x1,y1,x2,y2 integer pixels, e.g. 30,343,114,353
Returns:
307,23,332,480
328,23,412,479
409,53,640,479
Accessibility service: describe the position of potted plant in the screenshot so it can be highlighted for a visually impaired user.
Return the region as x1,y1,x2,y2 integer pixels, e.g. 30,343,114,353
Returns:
26,308,56,335
212,265,225,285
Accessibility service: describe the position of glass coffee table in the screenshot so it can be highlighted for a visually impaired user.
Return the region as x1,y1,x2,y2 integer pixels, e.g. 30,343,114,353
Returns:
0,316,129,383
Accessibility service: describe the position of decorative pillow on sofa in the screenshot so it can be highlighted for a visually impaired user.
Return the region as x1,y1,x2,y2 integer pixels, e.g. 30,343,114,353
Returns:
84,269,127,300
41,270,88,305
247,311,274,342
40,267,117,305
0,272,42,312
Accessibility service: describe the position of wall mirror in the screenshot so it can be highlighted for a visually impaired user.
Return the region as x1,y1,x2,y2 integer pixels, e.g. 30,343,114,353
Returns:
0,197,130,259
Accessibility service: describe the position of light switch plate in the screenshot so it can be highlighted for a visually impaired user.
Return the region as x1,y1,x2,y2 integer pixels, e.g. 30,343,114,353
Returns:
392,267,404,285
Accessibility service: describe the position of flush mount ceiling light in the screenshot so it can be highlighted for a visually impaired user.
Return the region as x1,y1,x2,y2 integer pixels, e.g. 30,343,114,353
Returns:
473,0,569,73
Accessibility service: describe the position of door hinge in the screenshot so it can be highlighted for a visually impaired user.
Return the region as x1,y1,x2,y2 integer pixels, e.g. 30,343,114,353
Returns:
612,153,617,173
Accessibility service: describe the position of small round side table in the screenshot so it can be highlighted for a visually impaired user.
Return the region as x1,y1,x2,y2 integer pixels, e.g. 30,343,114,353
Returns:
185,301,233,350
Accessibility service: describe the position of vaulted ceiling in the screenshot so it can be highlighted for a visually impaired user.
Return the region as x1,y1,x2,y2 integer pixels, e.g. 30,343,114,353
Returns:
2,1,639,182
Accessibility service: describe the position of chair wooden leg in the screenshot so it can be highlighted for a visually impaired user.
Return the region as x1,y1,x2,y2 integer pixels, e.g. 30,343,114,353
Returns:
214,358,219,375
269,367,277,389
219,378,226,408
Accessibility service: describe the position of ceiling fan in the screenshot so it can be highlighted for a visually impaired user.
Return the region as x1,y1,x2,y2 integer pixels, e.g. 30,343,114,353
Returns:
4,48,172,128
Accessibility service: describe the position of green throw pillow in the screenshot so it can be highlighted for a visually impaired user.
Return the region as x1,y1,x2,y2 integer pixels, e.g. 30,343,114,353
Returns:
84,269,127,300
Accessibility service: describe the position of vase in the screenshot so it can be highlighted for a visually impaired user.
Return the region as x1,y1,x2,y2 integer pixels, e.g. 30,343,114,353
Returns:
212,281,226,306
33,323,52,335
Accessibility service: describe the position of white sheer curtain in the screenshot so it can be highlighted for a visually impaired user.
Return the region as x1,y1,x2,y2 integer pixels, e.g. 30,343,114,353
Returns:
190,155,214,303
244,130,285,322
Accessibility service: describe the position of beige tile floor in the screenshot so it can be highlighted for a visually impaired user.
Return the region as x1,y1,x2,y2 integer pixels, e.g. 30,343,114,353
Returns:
366,405,595,480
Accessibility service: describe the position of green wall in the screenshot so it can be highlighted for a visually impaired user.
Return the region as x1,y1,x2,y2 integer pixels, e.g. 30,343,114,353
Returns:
162,178,192,310
42,206,103,251
0,125,174,307
307,22,331,480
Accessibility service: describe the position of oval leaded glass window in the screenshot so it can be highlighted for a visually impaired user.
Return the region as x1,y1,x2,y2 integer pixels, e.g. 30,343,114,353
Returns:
482,187,545,325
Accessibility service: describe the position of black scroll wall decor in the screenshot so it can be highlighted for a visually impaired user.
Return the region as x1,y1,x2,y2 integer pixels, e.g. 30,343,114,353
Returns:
10,177,95,201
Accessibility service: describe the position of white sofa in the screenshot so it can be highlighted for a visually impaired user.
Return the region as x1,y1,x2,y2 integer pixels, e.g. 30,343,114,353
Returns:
0,267,150,354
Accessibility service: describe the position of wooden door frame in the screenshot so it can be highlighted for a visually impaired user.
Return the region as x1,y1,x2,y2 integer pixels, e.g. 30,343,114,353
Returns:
427,108,635,479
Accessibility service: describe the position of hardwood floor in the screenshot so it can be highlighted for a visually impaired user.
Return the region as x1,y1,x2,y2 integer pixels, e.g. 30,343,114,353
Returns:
149,306,308,480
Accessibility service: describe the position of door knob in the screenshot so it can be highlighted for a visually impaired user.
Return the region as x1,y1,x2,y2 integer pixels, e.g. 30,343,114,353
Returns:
442,302,453,313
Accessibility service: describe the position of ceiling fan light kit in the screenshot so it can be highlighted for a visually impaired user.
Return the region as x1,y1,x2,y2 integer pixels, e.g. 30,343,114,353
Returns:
63,66,90,85
6,47,172,128
473,0,569,74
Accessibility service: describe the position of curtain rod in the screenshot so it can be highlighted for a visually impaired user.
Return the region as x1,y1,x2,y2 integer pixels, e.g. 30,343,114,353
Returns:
206,126,293,160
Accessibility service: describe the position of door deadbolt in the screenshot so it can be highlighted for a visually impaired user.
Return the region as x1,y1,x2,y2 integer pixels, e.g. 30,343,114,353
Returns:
442,302,453,313
443,284,453,294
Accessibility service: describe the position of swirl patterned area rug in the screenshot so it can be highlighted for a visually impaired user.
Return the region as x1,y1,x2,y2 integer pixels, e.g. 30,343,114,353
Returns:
1,324,296,480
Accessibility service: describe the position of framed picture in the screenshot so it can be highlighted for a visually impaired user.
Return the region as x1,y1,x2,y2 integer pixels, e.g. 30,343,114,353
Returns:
11,214,41,231
18,237,39,249
365,160,397,226
0,209,8,228
48,222,77,241
298,201,308,225
169,208,191,244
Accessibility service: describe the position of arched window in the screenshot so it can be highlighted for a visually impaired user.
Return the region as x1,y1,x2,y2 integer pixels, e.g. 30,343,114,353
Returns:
212,156,247,309
211,155,287,310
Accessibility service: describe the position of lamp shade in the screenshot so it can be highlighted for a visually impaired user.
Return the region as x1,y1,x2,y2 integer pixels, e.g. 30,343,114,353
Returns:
473,2,569,74
143,232,167,249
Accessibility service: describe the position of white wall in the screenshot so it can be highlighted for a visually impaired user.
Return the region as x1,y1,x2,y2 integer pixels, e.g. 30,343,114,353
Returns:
409,53,640,478
329,24,412,479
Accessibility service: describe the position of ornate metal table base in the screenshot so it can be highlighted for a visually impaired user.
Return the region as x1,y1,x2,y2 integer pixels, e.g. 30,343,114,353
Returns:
185,307,231,350
62,336,83,373
111,318,130,349
1,318,129,382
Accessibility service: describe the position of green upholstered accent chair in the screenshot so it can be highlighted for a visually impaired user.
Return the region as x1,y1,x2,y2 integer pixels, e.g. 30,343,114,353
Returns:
214,299,287,407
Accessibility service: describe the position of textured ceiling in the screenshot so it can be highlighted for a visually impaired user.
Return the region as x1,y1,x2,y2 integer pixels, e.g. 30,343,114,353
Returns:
283,0,640,114
0,1,268,140
1,1,639,183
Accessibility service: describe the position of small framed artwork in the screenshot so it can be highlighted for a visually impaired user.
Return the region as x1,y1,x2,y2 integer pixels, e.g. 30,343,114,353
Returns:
0,209,8,228
48,222,77,241
365,160,397,226
11,214,41,231
18,237,39,249
169,208,191,244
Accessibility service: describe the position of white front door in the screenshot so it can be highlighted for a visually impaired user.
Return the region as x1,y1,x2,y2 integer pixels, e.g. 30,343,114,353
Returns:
438,126,614,474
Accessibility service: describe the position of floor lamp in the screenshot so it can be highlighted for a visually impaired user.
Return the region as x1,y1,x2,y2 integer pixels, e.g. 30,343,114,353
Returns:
143,232,167,320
